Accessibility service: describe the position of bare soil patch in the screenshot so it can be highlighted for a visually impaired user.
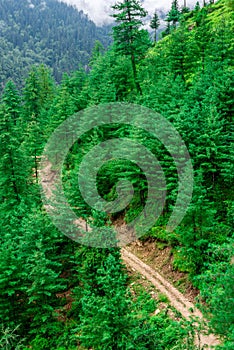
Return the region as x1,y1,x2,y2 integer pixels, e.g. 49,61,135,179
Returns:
122,248,220,349
126,239,199,303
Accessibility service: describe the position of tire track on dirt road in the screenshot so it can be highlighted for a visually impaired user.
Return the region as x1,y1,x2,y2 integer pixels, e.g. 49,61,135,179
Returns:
39,161,219,349
121,248,219,349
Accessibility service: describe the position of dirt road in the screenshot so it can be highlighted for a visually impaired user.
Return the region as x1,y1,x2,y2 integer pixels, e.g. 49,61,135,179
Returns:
121,248,219,349
39,160,220,349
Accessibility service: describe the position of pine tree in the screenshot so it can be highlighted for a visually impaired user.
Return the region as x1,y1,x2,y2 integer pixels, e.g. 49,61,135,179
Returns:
194,1,201,12
26,244,65,336
166,0,181,29
23,65,55,181
46,81,75,133
0,81,28,208
168,22,188,81
150,10,160,43
111,0,150,94
90,40,105,66
0,230,27,329
197,239,234,345
78,253,132,349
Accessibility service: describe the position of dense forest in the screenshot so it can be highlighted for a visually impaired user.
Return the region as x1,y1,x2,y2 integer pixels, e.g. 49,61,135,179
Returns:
0,0,111,90
0,0,233,349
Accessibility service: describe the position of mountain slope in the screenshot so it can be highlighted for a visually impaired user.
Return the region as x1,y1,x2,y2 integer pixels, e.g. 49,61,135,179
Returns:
0,0,111,90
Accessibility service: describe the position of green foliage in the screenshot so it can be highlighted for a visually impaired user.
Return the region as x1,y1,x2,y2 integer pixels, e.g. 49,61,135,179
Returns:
195,239,234,342
78,253,132,349
0,0,111,91
112,0,151,94
0,0,233,347
74,247,195,349
166,0,181,29
0,325,25,350
150,10,160,42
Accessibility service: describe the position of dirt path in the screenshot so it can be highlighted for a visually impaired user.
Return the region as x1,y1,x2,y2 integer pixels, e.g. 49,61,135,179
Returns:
122,249,199,319
39,160,220,349
121,248,219,349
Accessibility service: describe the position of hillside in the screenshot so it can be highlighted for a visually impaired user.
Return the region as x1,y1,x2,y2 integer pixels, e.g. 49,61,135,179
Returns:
0,0,233,349
0,0,111,90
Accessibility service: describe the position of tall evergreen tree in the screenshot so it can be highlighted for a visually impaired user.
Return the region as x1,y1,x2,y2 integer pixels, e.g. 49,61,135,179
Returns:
166,0,181,29
150,10,160,43
23,65,55,181
78,253,133,349
111,0,150,94
0,81,28,208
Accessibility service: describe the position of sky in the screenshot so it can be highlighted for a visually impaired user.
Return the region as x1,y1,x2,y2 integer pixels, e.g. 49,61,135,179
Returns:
59,0,200,26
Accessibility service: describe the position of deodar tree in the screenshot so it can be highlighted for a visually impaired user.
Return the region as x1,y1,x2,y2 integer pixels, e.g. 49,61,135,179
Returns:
111,0,150,95
150,10,160,43
166,0,181,30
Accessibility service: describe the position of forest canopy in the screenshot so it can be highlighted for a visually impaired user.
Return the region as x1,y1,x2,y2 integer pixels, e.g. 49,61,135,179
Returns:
0,0,233,349
0,0,112,91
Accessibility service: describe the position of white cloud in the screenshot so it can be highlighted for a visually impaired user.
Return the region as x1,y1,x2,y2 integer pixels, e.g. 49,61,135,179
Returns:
59,0,115,25
59,0,201,26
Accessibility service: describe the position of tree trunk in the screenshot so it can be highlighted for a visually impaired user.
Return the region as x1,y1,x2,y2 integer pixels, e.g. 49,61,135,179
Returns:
126,2,142,95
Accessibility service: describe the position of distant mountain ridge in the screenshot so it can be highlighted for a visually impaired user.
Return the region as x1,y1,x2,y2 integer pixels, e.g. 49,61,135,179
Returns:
0,0,112,91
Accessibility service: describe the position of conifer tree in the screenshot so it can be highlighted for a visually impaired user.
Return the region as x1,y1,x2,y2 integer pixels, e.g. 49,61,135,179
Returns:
0,81,28,207
197,239,234,348
111,0,150,94
78,253,132,349
166,0,181,29
23,65,55,122
23,65,55,180
47,81,75,133
168,22,188,81
150,10,160,43
26,244,65,336
90,40,105,66
0,233,27,330
194,1,200,11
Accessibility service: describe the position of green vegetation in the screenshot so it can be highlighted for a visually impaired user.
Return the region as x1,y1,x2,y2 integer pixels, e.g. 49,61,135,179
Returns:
150,10,160,43
0,0,233,348
0,0,111,91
